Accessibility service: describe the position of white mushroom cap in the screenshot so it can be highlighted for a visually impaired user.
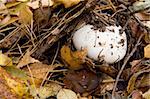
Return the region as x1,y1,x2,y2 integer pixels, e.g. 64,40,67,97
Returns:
72,24,127,64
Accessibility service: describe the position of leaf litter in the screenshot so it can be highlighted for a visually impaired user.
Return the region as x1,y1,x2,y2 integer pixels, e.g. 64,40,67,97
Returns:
0,0,150,99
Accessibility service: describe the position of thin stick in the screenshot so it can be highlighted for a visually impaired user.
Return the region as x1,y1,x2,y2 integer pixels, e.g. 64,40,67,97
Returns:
112,34,144,98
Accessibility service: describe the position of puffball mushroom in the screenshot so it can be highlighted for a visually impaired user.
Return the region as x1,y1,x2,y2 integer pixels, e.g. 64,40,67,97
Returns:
72,24,127,64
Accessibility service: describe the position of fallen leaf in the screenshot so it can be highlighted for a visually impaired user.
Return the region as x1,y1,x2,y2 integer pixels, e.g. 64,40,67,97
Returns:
18,3,33,25
132,90,143,99
99,73,114,94
27,0,54,9
23,62,62,86
144,33,150,43
0,52,12,66
17,50,40,68
30,83,62,98
54,0,80,8
136,73,150,88
134,10,150,28
60,45,87,70
144,44,150,58
64,70,99,93
0,66,27,97
57,89,78,99
4,66,28,80
23,62,54,85
0,16,19,28
0,71,19,99
143,89,150,99
4,76,28,96
127,69,150,94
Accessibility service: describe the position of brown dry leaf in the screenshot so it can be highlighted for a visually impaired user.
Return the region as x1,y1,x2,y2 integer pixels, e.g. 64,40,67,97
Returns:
55,0,80,8
60,45,87,70
0,52,13,66
17,50,40,68
23,62,61,86
144,44,150,58
30,83,62,98
134,9,150,28
127,69,150,94
64,70,99,93
18,3,33,25
136,73,150,88
100,73,114,94
57,89,78,99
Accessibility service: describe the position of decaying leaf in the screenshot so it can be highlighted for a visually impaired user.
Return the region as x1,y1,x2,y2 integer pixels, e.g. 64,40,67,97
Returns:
57,89,78,99
17,50,40,68
30,83,62,98
60,45,87,70
136,73,150,88
127,69,150,93
144,44,150,58
0,51,12,66
100,74,114,94
0,66,28,97
0,66,19,98
4,76,28,96
0,81,19,99
64,70,99,93
4,66,28,80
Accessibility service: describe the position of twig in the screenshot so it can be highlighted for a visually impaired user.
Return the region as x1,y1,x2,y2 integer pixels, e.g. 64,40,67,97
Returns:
112,34,144,98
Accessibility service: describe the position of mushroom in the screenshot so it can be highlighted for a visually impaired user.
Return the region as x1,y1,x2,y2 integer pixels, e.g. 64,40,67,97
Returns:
72,24,127,64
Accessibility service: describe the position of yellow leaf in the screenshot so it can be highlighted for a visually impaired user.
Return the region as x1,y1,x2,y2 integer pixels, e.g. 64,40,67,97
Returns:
4,76,28,96
0,52,12,66
5,2,21,8
144,44,150,58
18,3,33,25
60,45,87,70
17,50,40,68
55,0,80,8
143,89,150,99
0,67,19,98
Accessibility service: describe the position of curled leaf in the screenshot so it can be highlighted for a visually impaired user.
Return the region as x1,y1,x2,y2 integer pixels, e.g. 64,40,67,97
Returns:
61,45,87,70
